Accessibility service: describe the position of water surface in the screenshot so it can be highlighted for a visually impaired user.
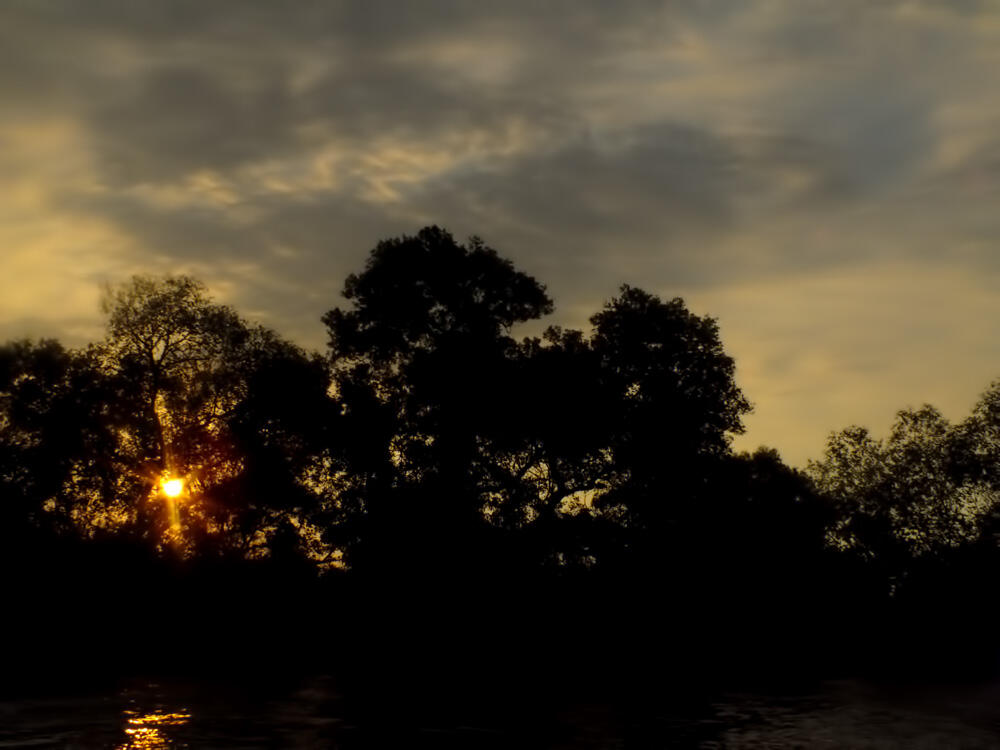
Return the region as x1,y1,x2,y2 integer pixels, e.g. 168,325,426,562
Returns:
4,676,1000,748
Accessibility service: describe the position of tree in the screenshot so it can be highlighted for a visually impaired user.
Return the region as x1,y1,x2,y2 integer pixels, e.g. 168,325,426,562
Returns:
324,231,754,576
946,380,1000,550
952,380,1000,488
696,447,834,603
586,286,751,534
99,275,254,479
468,325,625,570
0,339,119,541
323,226,554,572
808,405,999,578
93,275,339,562
477,287,752,564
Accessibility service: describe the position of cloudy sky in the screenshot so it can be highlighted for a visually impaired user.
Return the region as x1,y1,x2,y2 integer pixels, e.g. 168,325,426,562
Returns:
3,0,1000,466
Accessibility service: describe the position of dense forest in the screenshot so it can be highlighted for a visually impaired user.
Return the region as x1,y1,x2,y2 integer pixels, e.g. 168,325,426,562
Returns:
4,226,1000,693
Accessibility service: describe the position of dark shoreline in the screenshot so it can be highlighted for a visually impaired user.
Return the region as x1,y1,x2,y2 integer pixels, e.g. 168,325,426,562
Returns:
9,566,999,703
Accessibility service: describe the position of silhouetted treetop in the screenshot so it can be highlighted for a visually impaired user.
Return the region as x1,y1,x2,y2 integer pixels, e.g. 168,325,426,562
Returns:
320,228,560,573
590,285,751,455
323,226,553,365
84,275,340,562
809,404,999,570
319,229,758,575
101,275,247,373
0,339,112,537
953,379,1000,488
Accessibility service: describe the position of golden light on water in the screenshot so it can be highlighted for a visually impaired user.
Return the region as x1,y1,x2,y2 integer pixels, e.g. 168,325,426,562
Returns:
161,478,184,498
118,709,191,749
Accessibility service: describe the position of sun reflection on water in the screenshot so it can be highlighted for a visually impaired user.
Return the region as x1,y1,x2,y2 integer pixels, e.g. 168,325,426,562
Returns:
117,708,191,749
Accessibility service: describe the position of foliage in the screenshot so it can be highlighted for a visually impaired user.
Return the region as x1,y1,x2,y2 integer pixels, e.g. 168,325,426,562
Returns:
323,229,753,574
808,405,999,566
0,340,122,537
9,275,343,563
463,286,753,570
322,227,555,571
9,225,1000,616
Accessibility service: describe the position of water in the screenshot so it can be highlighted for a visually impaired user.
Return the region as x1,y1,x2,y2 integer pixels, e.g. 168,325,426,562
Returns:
4,676,1000,748
695,681,1000,748
0,678,344,749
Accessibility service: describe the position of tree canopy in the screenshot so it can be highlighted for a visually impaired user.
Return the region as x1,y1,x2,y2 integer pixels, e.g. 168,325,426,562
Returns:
808,405,998,564
5,225,1000,632
320,228,753,576
0,276,341,565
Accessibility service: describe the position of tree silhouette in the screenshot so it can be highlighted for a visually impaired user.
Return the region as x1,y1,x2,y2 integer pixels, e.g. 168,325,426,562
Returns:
470,325,621,569
808,404,1000,599
90,275,337,561
811,407,996,557
12,227,1000,685
323,226,554,575
952,380,1000,489
462,287,753,574
586,286,751,541
0,339,116,541
696,447,835,608
323,229,755,582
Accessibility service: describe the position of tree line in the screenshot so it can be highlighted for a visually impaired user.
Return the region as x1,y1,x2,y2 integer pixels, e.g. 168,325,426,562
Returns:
4,226,1000,672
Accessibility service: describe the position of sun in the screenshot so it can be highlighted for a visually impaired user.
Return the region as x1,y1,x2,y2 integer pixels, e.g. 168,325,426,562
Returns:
161,478,184,498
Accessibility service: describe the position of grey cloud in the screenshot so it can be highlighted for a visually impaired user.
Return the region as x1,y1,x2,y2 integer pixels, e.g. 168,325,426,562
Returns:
0,0,703,182
407,126,737,248
6,0,680,43
15,0,957,299
22,17,574,185
9,0,1000,467
89,65,298,183
59,119,802,295
401,124,865,288
782,74,934,192
55,102,871,345
55,185,421,346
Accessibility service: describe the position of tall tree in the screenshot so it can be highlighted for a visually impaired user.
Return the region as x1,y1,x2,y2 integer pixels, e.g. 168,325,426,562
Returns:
96,275,338,561
323,227,553,572
588,286,751,532
324,230,753,576
473,287,753,570
100,276,279,484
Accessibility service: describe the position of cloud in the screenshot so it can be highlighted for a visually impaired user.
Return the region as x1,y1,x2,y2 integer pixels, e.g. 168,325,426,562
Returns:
5,0,1000,464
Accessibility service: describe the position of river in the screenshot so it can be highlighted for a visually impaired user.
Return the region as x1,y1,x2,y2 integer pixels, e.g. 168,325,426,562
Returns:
4,675,1000,748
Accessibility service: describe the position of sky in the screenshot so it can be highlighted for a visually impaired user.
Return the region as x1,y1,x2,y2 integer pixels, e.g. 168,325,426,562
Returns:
3,0,1000,467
